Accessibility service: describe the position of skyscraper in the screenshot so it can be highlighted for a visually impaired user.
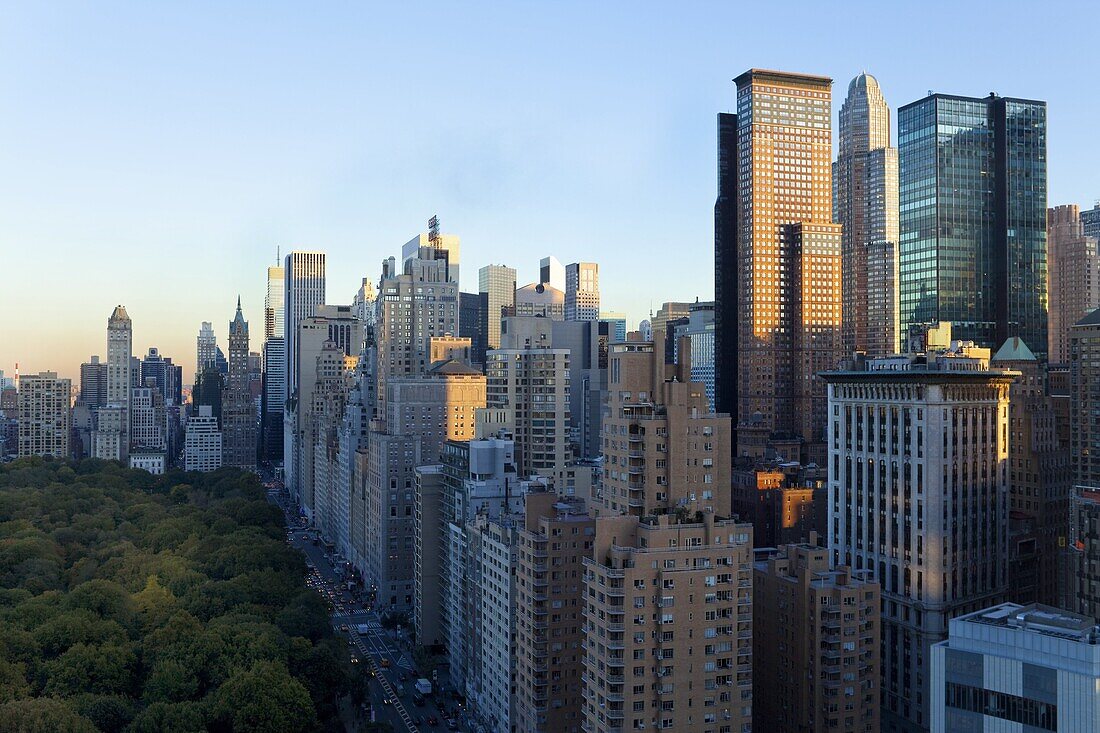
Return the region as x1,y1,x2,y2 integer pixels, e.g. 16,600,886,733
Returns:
283,250,326,401
223,298,256,468
478,264,516,349
714,111,738,423
79,356,107,408
898,92,1048,357
196,322,216,382
17,372,71,458
834,72,900,357
733,69,842,459
1047,204,1100,365
825,340,1016,730
265,263,285,340
1082,201,1100,240
564,261,599,321
92,306,132,461
458,291,489,367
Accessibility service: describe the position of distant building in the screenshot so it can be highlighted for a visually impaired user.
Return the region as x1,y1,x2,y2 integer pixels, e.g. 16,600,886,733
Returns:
222,299,257,468
459,291,489,368
479,264,516,350
834,72,899,358
599,311,627,343
1047,204,1100,365
564,262,599,322
514,282,564,320
130,451,166,475
92,306,132,461
130,380,166,452
17,372,71,458
1082,201,1100,240
931,603,1100,732
539,255,564,292
184,404,222,472
1070,308,1100,620
284,250,326,402
196,321,217,382
678,300,716,411
484,347,570,478
265,263,285,340
732,461,827,548
79,356,107,408
601,335,731,517
754,541,880,733
992,338,1071,608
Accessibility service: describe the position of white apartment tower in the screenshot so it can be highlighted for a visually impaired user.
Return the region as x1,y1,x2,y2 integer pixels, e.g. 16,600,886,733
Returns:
564,261,599,322
824,340,1016,730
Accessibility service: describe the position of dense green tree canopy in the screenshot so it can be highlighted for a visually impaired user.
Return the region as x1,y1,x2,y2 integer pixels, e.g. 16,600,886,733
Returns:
0,458,350,732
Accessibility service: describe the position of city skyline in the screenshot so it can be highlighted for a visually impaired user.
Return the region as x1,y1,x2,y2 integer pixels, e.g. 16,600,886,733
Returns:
2,2,1098,378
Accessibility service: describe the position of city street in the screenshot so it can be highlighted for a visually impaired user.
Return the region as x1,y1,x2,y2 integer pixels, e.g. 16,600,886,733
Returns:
263,476,466,732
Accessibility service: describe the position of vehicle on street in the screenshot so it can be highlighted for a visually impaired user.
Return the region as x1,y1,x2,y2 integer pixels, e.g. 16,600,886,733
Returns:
380,658,391,668
415,678,432,695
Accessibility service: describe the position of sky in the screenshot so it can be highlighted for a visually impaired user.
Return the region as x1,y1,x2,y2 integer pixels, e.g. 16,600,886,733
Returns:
1,1,1097,382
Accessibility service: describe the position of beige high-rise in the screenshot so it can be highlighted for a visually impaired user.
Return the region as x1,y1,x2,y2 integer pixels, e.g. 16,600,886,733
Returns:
17,372,71,458
734,69,842,454
601,335,732,517
582,512,753,733
834,73,899,358
1047,204,1100,365
514,492,593,733
754,541,881,733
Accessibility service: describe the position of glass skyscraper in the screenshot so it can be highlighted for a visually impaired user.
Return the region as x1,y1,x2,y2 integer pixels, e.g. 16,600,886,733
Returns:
898,93,1047,357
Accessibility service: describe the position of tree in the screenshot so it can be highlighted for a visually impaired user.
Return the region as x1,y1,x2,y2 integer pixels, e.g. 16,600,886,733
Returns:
43,642,136,697
127,701,205,733
211,661,316,733
0,698,98,733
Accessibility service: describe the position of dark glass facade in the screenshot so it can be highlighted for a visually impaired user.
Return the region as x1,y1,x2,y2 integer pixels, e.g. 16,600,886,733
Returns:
458,291,488,369
898,94,1047,357
714,112,738,424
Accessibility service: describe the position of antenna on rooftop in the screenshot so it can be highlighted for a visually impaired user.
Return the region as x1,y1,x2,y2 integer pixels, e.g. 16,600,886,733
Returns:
428,215,441,245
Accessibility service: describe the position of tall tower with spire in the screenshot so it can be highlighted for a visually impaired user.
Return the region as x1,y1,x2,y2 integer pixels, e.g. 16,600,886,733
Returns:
222,298,257,467
92,305,133,460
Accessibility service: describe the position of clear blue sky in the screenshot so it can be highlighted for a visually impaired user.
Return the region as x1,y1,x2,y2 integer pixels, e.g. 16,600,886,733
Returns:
1,1,1096,381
